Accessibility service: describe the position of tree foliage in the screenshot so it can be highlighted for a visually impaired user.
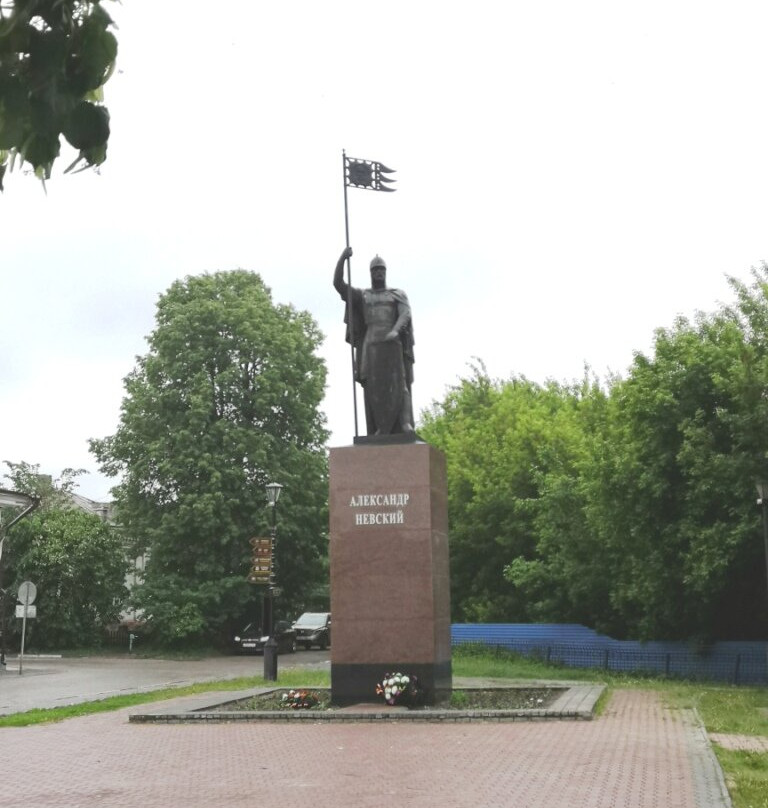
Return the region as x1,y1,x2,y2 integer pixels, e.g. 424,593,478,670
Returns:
420,364,606,624
588,269,768,640
90,271,329,647
2,461,128,649
3,459,85,507
0,0,118,188
421,265,768,640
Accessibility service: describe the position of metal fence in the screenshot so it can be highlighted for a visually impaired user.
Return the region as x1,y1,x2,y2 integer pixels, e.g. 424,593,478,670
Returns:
103,625,130,646
451,624,768,684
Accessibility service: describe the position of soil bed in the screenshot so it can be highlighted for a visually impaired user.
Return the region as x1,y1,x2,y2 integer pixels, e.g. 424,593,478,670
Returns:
219,687,564,712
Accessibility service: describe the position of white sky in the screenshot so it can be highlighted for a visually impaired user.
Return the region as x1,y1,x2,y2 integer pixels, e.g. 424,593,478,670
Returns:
3,0,768,500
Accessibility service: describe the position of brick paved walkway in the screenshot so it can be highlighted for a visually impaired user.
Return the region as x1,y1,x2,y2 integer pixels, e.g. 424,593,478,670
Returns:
709,732,768,752
0,689,730,807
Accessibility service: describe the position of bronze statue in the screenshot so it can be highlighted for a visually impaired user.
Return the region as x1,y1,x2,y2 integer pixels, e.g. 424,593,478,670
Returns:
334,246,415,437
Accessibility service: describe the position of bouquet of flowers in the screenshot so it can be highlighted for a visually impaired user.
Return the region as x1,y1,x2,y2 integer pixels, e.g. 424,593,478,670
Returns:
375,672,425,707
279,689,320,710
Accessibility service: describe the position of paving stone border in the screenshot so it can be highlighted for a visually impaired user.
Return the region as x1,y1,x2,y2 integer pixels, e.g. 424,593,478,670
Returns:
129,681,604,724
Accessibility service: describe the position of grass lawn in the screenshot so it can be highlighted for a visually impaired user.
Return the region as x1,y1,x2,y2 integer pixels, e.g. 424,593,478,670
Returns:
2,645,767,807
0,667,329,728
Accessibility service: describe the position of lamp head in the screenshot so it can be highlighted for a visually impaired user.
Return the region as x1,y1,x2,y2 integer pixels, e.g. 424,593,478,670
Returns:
265,482,283,506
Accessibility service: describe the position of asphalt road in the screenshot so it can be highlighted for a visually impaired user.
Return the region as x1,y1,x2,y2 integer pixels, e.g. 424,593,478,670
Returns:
0,649,330,715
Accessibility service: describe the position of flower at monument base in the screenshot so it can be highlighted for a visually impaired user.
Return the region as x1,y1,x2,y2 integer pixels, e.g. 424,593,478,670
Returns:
375,672,425,707
279,689,320,709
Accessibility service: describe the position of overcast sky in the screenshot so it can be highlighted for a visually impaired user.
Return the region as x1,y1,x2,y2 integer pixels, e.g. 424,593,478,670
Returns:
3,1,768,501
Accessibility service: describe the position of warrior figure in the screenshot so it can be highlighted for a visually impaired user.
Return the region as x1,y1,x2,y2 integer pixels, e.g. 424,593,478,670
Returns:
333,246,415,436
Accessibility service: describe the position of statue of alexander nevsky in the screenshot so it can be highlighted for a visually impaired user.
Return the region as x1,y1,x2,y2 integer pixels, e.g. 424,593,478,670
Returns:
333,246,415,437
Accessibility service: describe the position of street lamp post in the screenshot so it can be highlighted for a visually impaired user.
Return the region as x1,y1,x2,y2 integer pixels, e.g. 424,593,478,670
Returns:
0,489,40,669
262,482,283,682
755,482,768,605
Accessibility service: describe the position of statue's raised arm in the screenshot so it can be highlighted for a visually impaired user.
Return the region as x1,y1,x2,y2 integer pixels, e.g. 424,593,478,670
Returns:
334,246,353,297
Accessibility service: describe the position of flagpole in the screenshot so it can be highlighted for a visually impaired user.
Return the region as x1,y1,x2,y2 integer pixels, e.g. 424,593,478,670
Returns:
342,149,360,439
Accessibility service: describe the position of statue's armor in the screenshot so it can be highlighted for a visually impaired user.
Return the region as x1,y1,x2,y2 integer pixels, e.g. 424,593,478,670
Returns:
363,290,398,338
359,290,400,382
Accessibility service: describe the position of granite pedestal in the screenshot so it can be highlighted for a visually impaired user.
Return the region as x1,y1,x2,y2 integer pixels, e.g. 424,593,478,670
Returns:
329,441,451,705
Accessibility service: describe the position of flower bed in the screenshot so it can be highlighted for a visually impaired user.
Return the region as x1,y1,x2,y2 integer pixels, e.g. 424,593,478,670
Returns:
220,687,563,712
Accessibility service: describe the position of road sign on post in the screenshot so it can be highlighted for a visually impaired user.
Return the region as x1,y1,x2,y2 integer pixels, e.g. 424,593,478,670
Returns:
16,580,37,675
247,537,273,584
17,581,36,605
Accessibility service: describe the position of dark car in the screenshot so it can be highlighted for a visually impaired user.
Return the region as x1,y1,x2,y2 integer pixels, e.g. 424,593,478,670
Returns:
232,620,297,654
292,612,331,650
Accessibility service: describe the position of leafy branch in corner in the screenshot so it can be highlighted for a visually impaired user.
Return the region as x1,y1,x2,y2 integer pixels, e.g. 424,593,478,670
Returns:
0,0,118,190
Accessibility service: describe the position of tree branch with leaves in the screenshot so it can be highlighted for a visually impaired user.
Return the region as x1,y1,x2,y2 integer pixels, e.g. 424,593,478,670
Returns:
0,0,118,190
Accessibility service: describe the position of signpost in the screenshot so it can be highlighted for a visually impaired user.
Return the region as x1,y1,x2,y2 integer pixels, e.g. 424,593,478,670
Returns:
18,581,36,605
17,580,36,675
247,537,273,585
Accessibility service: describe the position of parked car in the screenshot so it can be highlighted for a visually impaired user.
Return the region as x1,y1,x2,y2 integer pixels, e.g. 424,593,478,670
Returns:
232,620,297,654
292,612,331,650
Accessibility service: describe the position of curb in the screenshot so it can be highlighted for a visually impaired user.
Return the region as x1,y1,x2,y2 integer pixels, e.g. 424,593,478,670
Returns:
129,682,604,724
687,707,734,808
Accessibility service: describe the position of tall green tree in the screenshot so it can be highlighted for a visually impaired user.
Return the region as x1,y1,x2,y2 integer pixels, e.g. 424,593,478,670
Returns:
502,374,613,629
0,0,118,188
90,271,329,646
422,265,768,640
428,265,768,642
586,268,768,640
501,291,768,641
420,365,599,622
2,461,128,649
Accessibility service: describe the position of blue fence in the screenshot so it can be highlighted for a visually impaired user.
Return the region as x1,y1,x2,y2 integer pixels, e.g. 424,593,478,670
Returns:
451,624,768,684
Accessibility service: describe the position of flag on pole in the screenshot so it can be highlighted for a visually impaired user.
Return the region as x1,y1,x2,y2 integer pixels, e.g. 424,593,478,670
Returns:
344,156,396,192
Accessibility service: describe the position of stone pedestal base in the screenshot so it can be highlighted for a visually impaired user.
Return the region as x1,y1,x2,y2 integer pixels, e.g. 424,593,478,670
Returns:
329,441,451,705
